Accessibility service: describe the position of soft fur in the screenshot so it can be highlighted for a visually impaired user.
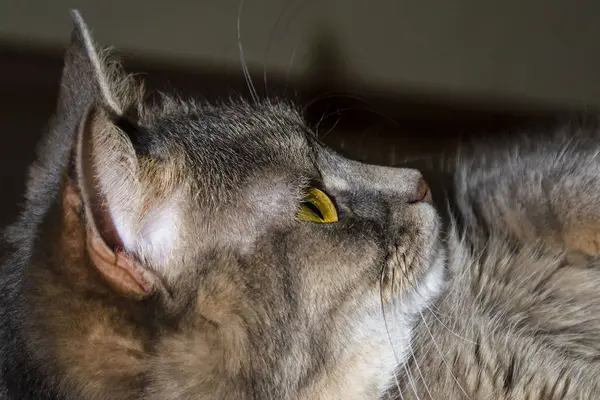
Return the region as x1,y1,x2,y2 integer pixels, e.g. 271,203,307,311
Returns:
2,11,600,400
0,12,443,400
396,126,600,399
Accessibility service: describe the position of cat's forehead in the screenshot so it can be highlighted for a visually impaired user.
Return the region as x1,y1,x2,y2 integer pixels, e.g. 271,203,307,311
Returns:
123,98,318,204
139,99,314,168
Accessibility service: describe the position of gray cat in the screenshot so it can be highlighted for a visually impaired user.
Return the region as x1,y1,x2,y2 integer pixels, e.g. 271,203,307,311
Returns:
0,11,598,400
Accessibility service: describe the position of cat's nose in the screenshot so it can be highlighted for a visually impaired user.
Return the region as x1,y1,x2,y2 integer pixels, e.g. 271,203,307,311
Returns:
407,177,432,204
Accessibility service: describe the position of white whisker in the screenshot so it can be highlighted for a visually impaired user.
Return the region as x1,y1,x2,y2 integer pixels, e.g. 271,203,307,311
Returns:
237,0,259,103
284,43,299,95
263,0,293,96
380,269,404,399
394,297,422,400
404,313,434,400
418,309,472,400
397,247,476,347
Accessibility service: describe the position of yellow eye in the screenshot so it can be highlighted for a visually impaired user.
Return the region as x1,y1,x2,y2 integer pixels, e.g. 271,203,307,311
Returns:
297,187,338,223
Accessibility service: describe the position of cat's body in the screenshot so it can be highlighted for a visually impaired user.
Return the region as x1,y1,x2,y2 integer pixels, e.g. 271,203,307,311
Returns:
397,127,600,399
1,11,599,400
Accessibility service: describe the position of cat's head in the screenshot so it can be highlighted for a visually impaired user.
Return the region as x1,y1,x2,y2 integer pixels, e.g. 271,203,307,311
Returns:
14,11,446,399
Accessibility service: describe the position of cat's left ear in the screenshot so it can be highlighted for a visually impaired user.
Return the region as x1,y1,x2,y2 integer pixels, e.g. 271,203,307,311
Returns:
62,10,137,117
64,12,176,298
74,105,156,298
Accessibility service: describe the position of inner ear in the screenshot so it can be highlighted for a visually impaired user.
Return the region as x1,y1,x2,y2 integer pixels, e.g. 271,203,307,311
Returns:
78,107,125,250
113,114,152,157
75,106,153,298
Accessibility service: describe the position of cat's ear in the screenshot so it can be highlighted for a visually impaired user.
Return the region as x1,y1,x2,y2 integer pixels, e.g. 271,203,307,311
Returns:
69,10,122,113
74,105,153,297
24,11,143,218
73,105,183,298
62,13,176,298
58,10,143,122
54,11,181,298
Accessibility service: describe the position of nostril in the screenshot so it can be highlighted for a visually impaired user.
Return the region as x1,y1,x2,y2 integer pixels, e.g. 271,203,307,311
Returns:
408,178,433,204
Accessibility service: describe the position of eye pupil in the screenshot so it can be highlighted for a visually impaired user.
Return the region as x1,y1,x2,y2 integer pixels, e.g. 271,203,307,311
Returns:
302,201,324,221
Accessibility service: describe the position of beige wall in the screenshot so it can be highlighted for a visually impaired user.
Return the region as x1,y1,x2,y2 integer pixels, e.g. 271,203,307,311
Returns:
1,0,599,108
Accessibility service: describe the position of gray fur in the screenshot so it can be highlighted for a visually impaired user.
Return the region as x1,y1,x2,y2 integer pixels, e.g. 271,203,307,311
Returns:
396,124,600,399
0,11,442,400
2,10,600,400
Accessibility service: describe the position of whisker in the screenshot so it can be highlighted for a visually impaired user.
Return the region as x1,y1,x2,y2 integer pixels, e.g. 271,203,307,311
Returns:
396,248,476,346
395,292,422,400
388,278,433,400
391,251,477,400
391,273,438,397
284,43,300,95
380,266,405,400
395,254,426,400
313,105,333,135
306,95,408,131
318,116,342,141
418,309,473,400
237,0,259,103
380,258,424,400
263,0,293,96
405,328,434,400
422,306,475,345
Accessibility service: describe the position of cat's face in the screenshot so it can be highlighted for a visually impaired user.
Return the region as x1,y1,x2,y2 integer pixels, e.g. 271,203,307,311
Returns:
14,12,446,400
131,101,444,398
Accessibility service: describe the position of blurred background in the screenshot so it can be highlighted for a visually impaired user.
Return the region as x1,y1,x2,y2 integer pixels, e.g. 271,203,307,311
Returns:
0,0,598,234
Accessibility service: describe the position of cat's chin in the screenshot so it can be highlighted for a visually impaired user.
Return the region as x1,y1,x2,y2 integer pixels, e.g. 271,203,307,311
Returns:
335,238,447,399
380,200,445,304
403,240,447,314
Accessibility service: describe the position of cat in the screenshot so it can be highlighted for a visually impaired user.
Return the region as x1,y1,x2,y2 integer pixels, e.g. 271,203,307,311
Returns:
2,10,600,400
395,122,600,399
0,11,445,400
